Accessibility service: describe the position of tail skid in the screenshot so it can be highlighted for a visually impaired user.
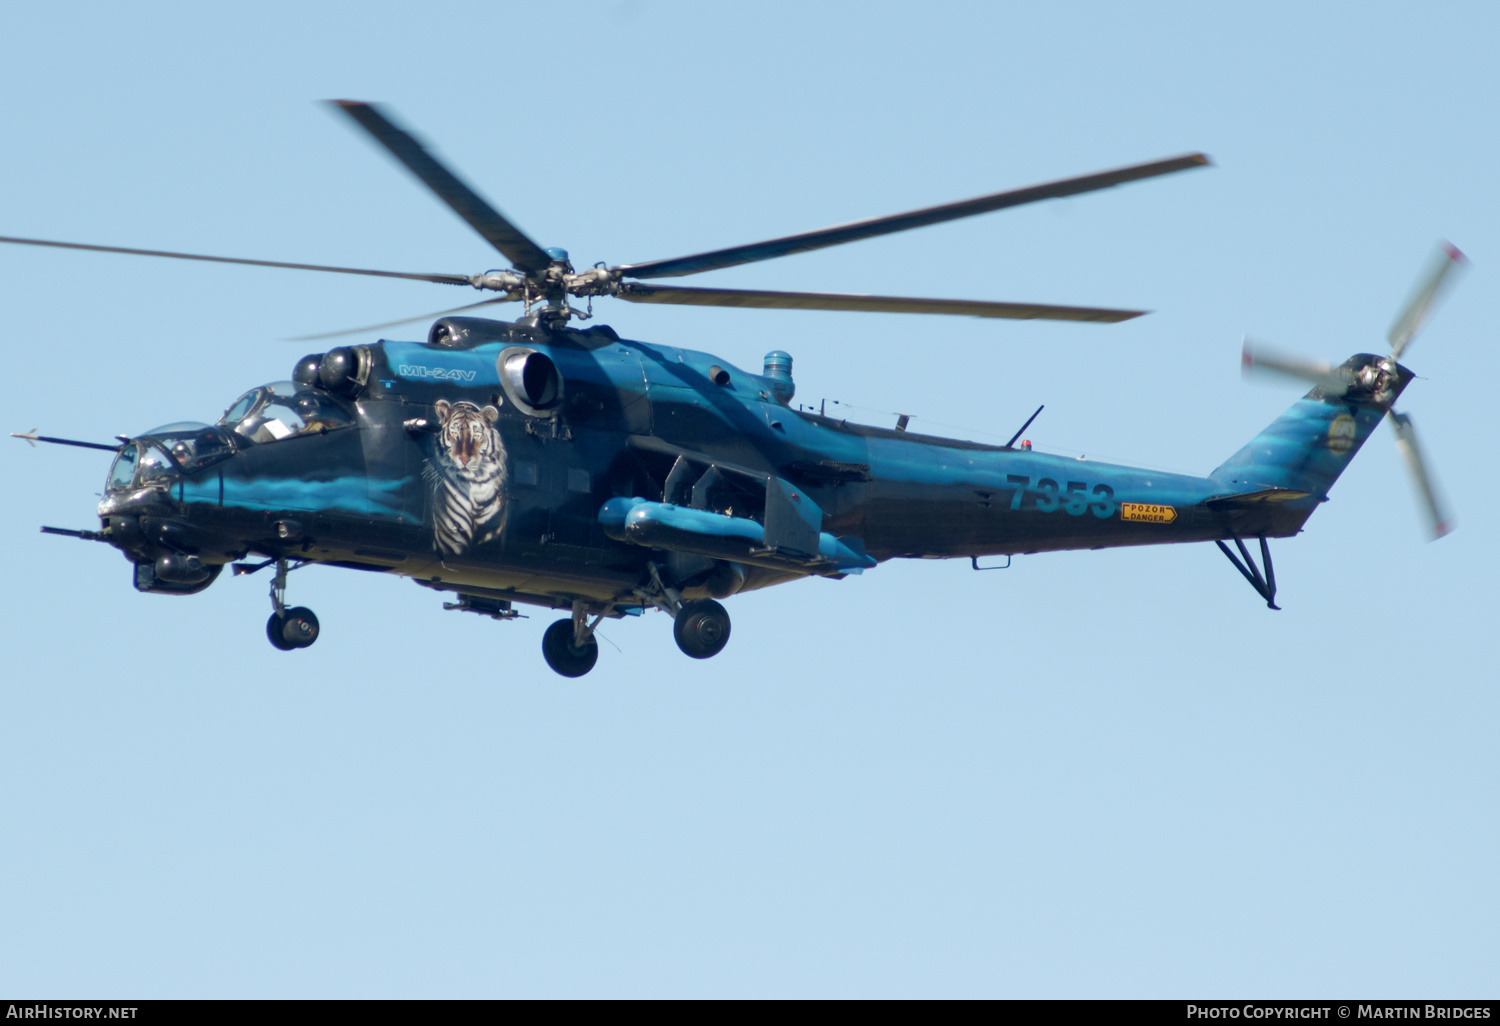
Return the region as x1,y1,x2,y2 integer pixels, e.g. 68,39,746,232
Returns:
1215,536,1280,609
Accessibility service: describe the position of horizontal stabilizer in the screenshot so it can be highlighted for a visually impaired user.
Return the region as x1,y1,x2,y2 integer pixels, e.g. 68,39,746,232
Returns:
1205,487,1311,509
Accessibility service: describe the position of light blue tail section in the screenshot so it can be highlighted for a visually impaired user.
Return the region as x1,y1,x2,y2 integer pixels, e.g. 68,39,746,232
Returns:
1211,355,1408,503
1212,395,1385,499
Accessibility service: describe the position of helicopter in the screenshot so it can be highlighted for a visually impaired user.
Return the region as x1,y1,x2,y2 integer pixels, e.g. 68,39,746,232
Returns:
7,102,1460,677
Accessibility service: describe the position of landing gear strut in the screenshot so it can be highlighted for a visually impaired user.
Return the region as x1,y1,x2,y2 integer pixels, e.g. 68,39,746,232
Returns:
264,558,319,650
638,562,734,661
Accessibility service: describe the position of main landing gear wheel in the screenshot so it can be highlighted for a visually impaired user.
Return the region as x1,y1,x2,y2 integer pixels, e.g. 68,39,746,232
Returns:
267,606,319,650
542,618,599,678
673,599,731,659
263,558,319,651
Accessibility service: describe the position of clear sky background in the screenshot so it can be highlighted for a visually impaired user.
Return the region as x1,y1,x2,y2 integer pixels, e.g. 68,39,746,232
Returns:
1,0,1495,998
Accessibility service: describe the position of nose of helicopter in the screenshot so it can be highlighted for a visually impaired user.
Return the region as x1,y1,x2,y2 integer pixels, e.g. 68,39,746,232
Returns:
98,422,235,509
95,421,241,593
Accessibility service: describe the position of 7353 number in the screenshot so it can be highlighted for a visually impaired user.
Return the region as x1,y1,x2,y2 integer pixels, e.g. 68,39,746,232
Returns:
1005,475,1116,517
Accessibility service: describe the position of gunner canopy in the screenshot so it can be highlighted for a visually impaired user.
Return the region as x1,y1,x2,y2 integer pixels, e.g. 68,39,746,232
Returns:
103,383,353,492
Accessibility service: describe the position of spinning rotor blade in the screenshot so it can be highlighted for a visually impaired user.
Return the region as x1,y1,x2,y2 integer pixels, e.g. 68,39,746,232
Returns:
330,101,553,274
1388,242,1466,360
1388,410,1453,540
617,153,1210,280
616,283,1144,322
0,235,471,285
1241,338,1351,394
287,296,518,342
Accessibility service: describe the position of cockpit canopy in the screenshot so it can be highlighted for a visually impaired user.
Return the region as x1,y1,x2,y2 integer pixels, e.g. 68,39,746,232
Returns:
106,422,234,491
103,384,355,492
143,422,234,472
219,381,353,444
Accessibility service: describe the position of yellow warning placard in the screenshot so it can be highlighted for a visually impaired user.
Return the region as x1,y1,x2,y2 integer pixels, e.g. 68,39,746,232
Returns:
1120,502,1177,524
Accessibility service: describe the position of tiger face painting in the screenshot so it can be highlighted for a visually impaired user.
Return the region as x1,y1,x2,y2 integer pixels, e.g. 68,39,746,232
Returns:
427,399,507,557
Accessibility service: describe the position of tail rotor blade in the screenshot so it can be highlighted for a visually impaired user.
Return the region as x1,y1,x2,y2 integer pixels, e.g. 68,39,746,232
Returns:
1241,338,1351,393
1388,242,1466,360
1388,409,1453,540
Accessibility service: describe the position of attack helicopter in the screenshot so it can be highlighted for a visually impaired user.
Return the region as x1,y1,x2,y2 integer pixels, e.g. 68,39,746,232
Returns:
8,102,1460,677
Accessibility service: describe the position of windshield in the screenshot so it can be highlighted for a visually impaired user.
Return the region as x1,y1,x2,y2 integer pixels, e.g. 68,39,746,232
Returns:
105,440,177,491
219,382,353,444
108,445,138,490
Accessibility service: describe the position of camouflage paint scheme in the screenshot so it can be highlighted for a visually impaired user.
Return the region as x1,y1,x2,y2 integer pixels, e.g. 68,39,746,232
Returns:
95,315,1408,619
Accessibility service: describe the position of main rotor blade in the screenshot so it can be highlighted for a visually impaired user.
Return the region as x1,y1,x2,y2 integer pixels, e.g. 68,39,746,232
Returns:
1388,241,1466,360
1241,338,1352,394
330,101,553,274
286,296,518,342
617,153,1210,280
0,235,472,285
1388,409,1453,540
616,283,1143,322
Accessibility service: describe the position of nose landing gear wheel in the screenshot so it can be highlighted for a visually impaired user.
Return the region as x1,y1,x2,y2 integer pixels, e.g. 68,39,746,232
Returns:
673,599,731,659
542,618,599,677
266,606,319,650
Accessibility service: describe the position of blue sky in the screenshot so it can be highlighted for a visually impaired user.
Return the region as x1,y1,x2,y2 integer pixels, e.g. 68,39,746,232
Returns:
1,0,1495,997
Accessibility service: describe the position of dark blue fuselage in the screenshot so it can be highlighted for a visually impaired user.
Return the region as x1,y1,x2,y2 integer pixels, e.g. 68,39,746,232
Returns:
96,316,1403,617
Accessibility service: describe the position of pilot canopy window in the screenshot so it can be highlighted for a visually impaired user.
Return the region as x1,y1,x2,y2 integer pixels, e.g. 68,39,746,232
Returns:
220,382,353,444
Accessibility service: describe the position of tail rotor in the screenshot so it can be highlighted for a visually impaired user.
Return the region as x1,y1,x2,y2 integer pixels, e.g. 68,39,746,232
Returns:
1240,243,1465,540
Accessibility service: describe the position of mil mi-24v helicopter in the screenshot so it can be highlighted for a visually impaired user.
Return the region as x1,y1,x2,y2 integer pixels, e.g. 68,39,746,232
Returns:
9,102,1460,676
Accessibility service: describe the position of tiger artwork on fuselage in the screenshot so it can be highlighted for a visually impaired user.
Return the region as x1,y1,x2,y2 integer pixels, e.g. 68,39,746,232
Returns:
426,399,507,557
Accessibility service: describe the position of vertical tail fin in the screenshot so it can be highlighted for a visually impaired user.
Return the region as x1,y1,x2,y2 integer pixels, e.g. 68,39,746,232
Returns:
1212,354,1412,500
